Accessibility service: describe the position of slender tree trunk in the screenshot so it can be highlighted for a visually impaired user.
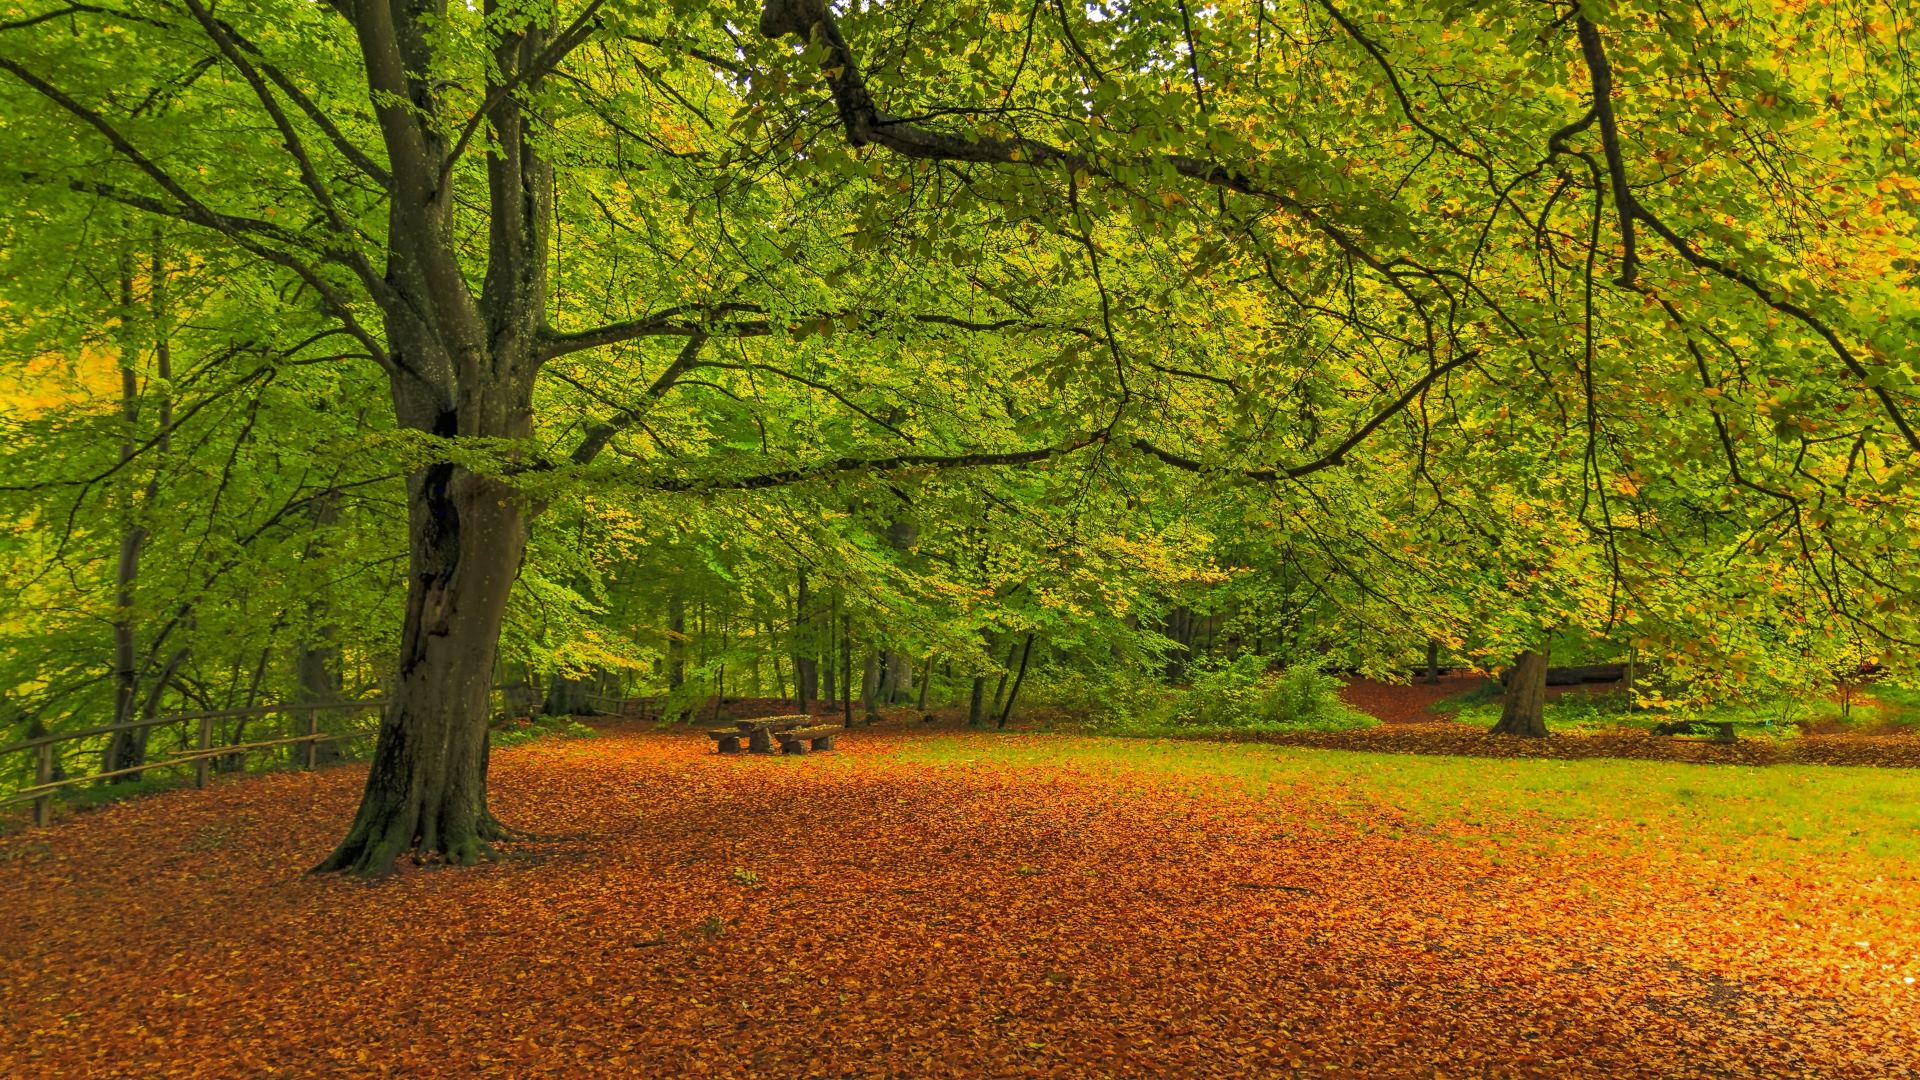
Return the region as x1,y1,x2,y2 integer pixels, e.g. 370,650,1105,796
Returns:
990,638,1018,716
103,247,172,780
862,650,883,722
916,656,932,711
1425,639,1441,685
997,633,1035,729
295,489,346,764
793,568,817,711
968,676,987,728
1492,641,1551,737
841,615,854,729
667,590,687,690
1623,645,1638,711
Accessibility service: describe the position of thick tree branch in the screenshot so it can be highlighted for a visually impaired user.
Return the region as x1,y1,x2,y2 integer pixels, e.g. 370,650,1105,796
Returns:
641,433,1103,493
1133,349,1478,482
1573,16,1637,287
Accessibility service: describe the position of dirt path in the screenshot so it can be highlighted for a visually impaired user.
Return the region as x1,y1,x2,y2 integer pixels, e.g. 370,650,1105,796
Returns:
1340,672,1488,722
1,726,1913,1077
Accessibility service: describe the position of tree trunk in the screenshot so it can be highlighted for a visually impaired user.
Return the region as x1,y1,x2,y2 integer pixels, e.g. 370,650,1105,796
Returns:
1492,641,1551,737
793,568,817,711
997,633,1035,729
862,650,883,722
103,248,171,780
990,638,1018,716
313,463,528,874
543,672,599,717
667,590,687,690
882,649,913,703
841,615,854,729
968,675,987,728
1425,639,1441,685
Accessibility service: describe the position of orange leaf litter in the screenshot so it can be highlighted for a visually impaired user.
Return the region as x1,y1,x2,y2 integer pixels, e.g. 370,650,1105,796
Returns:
2,724,1915,1078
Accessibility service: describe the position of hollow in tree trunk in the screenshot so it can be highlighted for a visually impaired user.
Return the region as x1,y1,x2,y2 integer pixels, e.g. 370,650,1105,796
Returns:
1492,642,1551,737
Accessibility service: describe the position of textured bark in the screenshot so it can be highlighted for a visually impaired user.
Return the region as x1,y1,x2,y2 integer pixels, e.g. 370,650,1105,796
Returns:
314,462,528,873
313,0,554,872
1493,642,1551,737
967,675,987,728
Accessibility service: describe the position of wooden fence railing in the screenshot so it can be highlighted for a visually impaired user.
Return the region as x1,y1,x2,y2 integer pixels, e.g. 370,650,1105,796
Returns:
0,700,385,828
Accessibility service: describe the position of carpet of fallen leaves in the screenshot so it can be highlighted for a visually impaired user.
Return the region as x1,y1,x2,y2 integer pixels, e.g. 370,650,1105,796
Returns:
3,724,1917,1078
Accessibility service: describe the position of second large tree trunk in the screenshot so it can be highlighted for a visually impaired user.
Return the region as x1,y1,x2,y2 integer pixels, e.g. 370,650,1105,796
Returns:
313,463,526,874
1492,642,1551,738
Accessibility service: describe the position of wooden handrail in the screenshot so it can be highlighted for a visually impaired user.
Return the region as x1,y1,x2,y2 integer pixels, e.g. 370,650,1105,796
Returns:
0,700,384,757
0,730,375,806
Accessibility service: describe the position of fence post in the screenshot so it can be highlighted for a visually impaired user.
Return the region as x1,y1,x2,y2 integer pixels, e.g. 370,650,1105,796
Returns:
304,706,318,770
33,743,53,827
194,715,212,789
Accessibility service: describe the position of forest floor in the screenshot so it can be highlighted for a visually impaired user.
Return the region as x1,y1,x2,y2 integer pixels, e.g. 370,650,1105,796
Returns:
1,723,1916,1077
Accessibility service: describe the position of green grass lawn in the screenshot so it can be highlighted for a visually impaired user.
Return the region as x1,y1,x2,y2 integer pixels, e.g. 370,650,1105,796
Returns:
895,732,1920,880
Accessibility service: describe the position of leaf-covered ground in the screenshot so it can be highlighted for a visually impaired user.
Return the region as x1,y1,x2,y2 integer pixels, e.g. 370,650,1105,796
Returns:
2,725,1916,1077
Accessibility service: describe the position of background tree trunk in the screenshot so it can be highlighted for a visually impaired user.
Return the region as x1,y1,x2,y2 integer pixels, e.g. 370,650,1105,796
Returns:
103,248,171,780
862,650,883,721
997,633,1034,729
667,591,687,690
793,568,817,711
542,673,600,717
1492,641,1551,737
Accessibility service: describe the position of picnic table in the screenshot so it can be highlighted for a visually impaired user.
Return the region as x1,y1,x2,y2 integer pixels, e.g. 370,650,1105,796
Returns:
707,714,840,755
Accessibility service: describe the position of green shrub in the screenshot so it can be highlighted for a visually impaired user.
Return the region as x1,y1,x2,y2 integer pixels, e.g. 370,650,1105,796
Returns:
1171,656,1373,733
491,714,597,748
1032,657,1375,736
1029,665,1176,730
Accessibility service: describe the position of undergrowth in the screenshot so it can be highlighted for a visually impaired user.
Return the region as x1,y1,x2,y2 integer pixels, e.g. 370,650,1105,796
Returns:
1031,657,1378,737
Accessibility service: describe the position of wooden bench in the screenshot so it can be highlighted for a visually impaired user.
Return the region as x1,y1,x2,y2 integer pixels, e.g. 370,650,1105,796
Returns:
707,729,749,754
709,714,811,755
774,725,840,755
